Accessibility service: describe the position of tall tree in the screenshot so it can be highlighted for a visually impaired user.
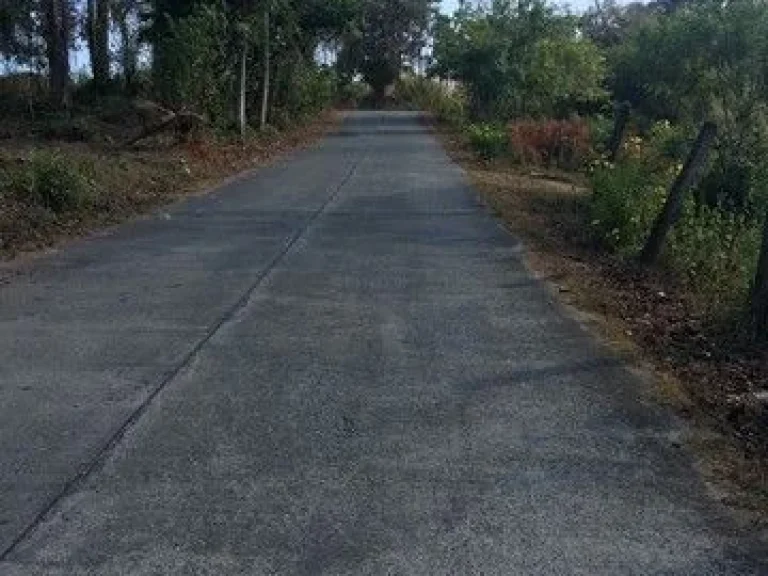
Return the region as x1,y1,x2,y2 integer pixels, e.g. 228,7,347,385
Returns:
356,0,435,99
43,0,72,106
86,0,111,87
0,0,46,68
112,0,143,87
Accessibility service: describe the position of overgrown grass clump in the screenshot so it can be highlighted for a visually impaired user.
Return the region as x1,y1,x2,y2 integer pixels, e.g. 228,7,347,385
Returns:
1,151,95,214
589,159,669,255
396,75,468,127
466,123,508,161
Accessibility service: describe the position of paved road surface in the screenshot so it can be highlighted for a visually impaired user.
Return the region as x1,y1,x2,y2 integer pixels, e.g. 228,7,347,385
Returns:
0,112,764,574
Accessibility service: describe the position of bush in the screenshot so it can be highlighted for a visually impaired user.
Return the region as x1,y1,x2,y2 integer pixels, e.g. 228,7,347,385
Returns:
271,65,336,127
589,159,669,254
1,151,94,213
396,75,468,127
587,114,613,154
508,118,593,170
466,123,508,161
590,156,763,312
153,5,230,124
337,81,370,108
37,116,98,142
668,201,762,309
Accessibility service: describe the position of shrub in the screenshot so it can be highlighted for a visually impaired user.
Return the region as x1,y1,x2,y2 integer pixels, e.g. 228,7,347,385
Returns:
507,118,593,170
587,114,613,154
396,75,468,127
273,65,336,126
466,123,508,161
1,151,94,213
590,155,763,313
37,116,98,142
337,81,370,108
153,5,230,124
589,159,669,254
646,120,690,163
668,201,762,309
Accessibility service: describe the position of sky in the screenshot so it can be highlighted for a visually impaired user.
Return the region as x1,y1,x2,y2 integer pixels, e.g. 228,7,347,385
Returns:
439,0,632,14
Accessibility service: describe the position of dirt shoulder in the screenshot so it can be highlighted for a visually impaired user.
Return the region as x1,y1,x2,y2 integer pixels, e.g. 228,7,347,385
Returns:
434,124,768,536
0,112,339,262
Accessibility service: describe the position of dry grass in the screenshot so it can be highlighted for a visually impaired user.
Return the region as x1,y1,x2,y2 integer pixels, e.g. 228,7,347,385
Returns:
0,112,338,259
435,125,768,536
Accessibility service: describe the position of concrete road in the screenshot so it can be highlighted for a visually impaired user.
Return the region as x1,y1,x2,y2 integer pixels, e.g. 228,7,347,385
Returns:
0,112,764,574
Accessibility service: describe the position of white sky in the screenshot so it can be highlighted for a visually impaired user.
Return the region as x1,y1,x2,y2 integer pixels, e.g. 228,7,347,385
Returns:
440,0,635,14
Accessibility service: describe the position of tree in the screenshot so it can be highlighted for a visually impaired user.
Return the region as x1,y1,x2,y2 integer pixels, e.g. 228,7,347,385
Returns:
111,0,144,87
432,0,606,120
86,0,110,88
354,0,435,100
611,0,768,212
43,0,72,106
0,0,46,69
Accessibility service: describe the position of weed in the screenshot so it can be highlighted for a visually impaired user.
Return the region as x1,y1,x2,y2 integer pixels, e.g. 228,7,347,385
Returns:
466,123,508,161
508,118,593,170
2,151,95,213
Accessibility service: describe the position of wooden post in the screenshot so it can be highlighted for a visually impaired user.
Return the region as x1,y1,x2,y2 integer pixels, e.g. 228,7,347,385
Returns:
260,7,270,131
639,122,718,265
239,38,248,142
751,208,768,339
607,101,631,161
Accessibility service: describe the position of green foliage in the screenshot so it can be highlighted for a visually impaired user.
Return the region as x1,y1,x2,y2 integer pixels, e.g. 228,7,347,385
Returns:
587,114,613,154
396,76,467,126
590,152,763,312
589,159,669,254
645,120,690,164
272,66,336,127
153,5,231,123
667,201,762,309
354,0,436,97
527,37,608,117
2,151,95,214
432,1,607,120
466,123,508,161
336,81,370,108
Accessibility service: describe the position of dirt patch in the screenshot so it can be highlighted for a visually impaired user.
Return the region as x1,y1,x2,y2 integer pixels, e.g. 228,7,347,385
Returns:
0,112,338,260
435,125,768,534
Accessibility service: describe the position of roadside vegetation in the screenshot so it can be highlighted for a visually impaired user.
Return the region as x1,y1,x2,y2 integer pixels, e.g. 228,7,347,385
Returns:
401,0,768,517
0,0,436,257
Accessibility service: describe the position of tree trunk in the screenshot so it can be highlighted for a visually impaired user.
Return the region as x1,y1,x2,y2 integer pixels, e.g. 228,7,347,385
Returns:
239,38,248,142
751,209,768,339
115,12,137,88
260,7,270,131
639,122,718,265
43,0,71,107
87,0,110,88
607,101,631,162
